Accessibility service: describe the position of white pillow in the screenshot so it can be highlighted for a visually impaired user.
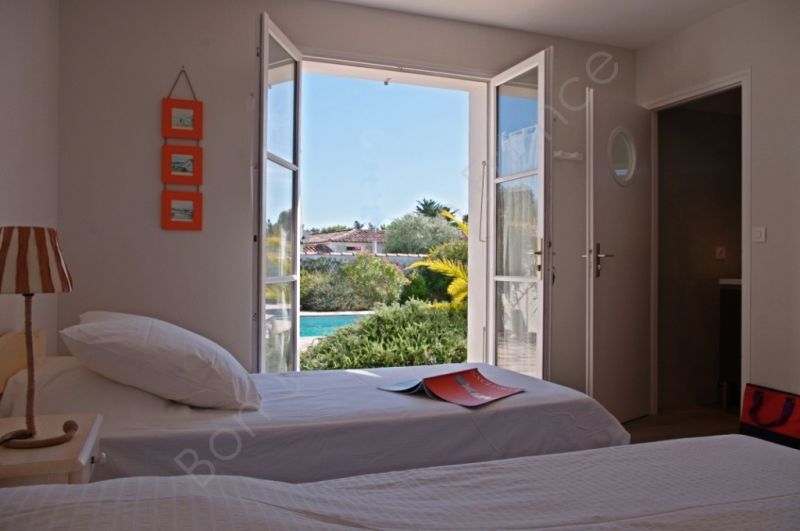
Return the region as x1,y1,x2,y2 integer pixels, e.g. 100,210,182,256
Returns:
60,315,261,410
0,356,186,422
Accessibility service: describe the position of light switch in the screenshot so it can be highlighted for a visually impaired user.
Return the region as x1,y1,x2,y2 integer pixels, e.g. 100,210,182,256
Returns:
752,226,767,243
715,246,727,260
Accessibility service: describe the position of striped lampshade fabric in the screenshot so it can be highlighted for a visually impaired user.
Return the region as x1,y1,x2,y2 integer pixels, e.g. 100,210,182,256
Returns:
0,226,73,294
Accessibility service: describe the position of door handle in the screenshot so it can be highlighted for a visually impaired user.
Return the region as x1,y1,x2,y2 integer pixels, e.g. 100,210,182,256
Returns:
533,241,543,279
595,243,615,277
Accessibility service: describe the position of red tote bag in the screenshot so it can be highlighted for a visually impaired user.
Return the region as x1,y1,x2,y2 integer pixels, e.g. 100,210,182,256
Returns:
740,383,800,449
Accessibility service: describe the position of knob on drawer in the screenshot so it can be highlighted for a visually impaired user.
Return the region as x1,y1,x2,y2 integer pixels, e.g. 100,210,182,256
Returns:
91,452,108,466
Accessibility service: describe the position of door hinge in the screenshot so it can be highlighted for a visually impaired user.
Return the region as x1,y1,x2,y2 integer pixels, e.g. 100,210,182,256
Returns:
256,46,261,58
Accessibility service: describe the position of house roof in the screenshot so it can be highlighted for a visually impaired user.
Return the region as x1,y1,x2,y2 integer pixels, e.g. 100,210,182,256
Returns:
306,229,386,244
303,243,334,254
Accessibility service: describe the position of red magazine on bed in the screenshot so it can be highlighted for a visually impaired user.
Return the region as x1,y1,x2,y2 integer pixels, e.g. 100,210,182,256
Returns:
378,368,524,407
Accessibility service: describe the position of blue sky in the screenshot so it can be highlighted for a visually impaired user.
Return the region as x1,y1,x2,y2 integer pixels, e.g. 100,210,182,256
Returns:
299,73,469,229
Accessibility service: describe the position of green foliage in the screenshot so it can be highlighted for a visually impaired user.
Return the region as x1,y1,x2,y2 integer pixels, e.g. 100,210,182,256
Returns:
411,239,467,301
415,198,459,219
301,300,467,370
384,213,460,254
308,225,349,235
439,209,468,234
408,213,469,303
340,254,406,307
429,239,468,263
400,271,432,303
300,255,406,311
408,259,467,304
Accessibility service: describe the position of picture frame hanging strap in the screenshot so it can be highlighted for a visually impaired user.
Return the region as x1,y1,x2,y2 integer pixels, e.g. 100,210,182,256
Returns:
167,67,199,101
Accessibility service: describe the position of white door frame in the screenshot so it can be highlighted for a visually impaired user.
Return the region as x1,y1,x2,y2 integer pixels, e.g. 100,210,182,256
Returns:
642,70,752,414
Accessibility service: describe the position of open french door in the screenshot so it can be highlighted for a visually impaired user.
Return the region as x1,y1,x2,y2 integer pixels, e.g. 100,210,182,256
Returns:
256,14,302,372
487,49,551,379
586,88,651,421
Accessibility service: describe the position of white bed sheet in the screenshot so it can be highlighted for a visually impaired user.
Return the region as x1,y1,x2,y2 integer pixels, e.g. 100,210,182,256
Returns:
1,435,797,530
2,359,629,482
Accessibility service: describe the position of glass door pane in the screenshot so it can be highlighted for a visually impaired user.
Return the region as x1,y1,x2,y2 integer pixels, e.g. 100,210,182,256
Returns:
267,35,296,163
259,14,301,372
489,51,547,378
264,161,295,278
264,281,295,372
497,68,539,177
496,176,540,277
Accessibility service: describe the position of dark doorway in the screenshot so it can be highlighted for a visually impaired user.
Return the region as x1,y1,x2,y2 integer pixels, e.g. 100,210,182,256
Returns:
657,87,743,421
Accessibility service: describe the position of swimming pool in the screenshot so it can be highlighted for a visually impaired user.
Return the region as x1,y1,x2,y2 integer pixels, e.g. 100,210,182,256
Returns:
300,313,369,337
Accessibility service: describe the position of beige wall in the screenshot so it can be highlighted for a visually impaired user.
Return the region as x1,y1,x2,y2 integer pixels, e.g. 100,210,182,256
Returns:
638,0,800,394
0,0,61,355
58,0,635,374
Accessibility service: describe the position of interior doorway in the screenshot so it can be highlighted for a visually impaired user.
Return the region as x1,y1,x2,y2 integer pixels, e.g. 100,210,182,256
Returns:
656,87,743,422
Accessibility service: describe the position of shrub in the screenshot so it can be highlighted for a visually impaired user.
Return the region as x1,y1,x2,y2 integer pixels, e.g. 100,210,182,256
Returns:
400,271,431,303
429,239,468,263
301,300,467,370
384,213,461,254
340,254,406,306
419,239,468,301
300,254,406,311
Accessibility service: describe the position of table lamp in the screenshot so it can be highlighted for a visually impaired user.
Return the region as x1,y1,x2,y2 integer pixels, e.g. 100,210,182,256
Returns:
0,226,78,449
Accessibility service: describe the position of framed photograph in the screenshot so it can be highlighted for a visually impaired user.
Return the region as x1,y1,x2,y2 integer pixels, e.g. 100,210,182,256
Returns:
162,98,203,139
162,145,203,185
161,191,203,231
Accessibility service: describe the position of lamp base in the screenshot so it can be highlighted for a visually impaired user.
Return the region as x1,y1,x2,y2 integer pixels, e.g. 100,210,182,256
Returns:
0,420,79,449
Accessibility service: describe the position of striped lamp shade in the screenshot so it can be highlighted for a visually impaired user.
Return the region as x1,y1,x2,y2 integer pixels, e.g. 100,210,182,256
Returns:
0,227,73,294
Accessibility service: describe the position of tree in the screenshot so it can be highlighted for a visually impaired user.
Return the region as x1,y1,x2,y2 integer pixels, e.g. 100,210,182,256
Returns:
384,213,460,254
415,198,458,218
407,210,469,304
309,225,349,235
353,220,364,229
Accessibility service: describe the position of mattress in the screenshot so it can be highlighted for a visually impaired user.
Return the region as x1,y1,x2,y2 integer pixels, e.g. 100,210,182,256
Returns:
1,435,797,530
1,360,629,483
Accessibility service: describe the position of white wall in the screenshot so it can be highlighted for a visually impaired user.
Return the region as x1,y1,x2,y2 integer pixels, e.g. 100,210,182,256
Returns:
638,0,800,393
58,0,635,375
0,0,61,355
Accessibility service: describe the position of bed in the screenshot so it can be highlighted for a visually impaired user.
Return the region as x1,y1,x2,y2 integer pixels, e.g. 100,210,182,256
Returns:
0,357,629,483
1,435,797,529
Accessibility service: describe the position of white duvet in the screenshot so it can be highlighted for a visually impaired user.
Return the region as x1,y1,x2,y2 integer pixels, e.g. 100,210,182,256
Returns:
0,435,797,530
1,357,629,482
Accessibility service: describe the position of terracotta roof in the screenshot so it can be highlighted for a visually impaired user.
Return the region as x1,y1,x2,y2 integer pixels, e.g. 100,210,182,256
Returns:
303,243,333,254
306,229,385,244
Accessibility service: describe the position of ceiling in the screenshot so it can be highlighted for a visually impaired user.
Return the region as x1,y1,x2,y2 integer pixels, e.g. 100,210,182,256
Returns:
326,0,747,49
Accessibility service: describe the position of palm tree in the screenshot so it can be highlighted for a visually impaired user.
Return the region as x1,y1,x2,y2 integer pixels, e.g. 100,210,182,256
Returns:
415,198,458,218
407,210,468,304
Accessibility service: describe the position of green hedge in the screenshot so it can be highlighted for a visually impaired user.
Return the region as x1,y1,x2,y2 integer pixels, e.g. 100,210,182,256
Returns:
301,300,467,370
300,254,406,311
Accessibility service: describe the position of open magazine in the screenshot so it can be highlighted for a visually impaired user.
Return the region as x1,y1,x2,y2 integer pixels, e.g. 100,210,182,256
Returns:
378,368,524,407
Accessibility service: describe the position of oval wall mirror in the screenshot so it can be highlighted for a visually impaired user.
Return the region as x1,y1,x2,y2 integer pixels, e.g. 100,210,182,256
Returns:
608,128,636,186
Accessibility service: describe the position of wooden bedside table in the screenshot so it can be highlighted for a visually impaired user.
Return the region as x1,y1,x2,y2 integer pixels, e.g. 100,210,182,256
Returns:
0,413,103,487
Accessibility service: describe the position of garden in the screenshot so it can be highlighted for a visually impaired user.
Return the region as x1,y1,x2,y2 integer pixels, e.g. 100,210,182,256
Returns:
300,200,469,370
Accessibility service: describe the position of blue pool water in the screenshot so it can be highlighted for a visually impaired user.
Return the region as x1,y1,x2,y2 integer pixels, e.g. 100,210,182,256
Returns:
300,313,367,337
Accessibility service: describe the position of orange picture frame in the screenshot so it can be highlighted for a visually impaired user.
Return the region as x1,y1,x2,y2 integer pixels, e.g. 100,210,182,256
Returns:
161,191,203,231
162,98,203,139
162,145,203,185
